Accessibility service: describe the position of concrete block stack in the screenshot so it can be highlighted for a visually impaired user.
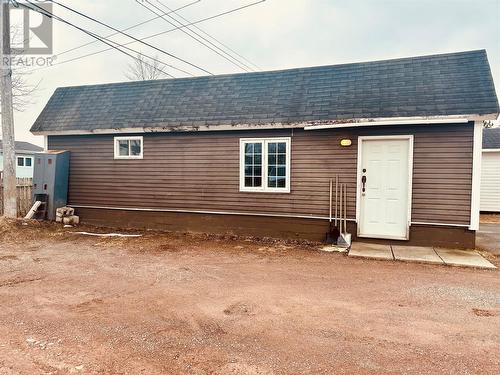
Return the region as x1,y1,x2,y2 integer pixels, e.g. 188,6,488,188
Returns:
56,207,80,225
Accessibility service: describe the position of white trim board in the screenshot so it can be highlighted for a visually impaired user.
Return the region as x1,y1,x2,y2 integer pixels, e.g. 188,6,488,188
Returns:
71,204,356,221
304,118,469,130
33,114,498,136
355,135,414,241
68,205,470,228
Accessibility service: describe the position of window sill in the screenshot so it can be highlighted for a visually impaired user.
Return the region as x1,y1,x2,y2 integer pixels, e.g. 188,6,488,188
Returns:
113,156,143,160
239,188,291,194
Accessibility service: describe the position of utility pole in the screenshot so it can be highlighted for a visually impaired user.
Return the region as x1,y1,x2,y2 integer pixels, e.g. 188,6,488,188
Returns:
0,0,17,218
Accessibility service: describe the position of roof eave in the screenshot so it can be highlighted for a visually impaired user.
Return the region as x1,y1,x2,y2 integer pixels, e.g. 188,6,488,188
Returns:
31,113,499,136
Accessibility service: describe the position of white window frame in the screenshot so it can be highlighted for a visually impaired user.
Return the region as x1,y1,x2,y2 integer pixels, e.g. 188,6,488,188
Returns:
114,136,143,159
239,137,291,193
16,156,33,167
24,156,33,167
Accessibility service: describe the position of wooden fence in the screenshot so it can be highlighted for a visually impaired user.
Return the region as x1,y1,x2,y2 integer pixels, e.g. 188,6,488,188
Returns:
0,178,33,217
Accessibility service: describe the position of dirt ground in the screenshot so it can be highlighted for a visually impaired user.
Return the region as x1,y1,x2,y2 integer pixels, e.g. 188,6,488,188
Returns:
480,213,500,224
0,219,499,374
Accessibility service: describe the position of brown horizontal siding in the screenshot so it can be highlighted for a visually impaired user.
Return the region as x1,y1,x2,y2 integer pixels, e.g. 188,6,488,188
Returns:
48,122,473,226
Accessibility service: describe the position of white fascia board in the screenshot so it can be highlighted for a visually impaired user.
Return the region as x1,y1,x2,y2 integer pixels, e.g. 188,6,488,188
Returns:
304,117,470,130
32,123,306,136
31,113,499,136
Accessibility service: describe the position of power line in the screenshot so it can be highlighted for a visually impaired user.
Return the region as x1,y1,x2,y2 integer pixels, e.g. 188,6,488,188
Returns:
138,0,252,72
154,0,262,71
46,0,212,75
19,1,181,77
29,0,267,73
56,0,202,58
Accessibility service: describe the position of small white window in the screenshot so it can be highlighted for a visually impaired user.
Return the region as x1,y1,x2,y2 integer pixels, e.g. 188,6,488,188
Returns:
114,136,143,159
239,137,291,193
17,157,32,167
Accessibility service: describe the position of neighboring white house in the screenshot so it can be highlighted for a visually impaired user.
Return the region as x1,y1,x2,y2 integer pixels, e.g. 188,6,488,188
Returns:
481,128,500,212
0,140,43,178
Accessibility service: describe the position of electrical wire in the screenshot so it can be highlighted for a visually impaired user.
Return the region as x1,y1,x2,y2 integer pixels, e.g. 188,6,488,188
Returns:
18,0,185,77
33,0,266,73
45,0,212,75
138,0,252,72
154,0,261,71
56,0,202,58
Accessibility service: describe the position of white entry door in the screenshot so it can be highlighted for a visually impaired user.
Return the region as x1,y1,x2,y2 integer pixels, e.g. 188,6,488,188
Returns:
358,137,412,240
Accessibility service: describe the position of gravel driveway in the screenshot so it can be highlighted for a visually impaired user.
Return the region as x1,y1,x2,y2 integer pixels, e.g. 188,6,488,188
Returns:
0,220,499,374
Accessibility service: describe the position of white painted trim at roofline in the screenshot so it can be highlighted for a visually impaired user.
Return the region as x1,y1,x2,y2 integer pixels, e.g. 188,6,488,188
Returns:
31,114,498,136
304,118,469,130
69,204,471,228
469,121,483,231
355,135,414,241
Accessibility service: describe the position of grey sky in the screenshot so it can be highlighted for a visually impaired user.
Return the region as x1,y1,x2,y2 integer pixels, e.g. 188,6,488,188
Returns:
7,0,500,146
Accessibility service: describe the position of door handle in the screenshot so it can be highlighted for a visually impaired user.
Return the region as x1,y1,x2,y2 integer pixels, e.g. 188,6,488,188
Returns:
361,175,367,192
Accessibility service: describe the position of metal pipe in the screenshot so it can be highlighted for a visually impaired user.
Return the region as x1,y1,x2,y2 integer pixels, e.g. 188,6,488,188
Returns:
339,183,343,234
329,178,332,223
344,183,347,234
334,175,338,227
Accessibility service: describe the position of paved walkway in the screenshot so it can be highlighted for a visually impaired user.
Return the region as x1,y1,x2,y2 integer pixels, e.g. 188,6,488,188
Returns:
349,243,496,269
477,222,500,256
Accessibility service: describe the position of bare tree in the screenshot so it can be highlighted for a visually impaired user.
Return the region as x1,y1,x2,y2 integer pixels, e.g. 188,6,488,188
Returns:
125,53,167,81
0,25,39,113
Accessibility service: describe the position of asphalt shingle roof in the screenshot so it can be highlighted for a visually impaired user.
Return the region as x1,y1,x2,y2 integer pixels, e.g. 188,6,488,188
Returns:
483,127,500,149
31,50,499,134
0,140,43,153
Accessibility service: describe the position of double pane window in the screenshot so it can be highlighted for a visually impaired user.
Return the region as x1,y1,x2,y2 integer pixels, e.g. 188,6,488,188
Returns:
240,138,290,192
17,157,32,167
114,136,143,159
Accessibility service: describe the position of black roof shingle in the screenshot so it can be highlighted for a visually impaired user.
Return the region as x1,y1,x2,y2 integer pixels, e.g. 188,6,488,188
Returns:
31,50,499,134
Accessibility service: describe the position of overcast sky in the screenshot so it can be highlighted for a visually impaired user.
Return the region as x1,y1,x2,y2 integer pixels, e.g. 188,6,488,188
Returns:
6,0,500,146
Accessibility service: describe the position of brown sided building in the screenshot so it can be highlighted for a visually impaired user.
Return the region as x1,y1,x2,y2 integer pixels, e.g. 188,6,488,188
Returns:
31,50,499,248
